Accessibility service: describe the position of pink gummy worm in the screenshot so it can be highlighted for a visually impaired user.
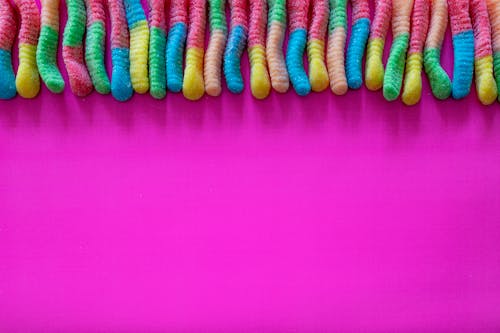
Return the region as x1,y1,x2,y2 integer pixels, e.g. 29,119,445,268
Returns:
408,0,430,54
248,0,267,48
87,0,107,26
229,0,248,29
309,0,328,41
370,0,392,39
0,0,16,50
170,0,188,27
288,0,309,31
149,0,166,29
448,0,471,35
186,0,206,49
352,0,370,22
471,0,493,59
108,0,129,49
12,0,40,45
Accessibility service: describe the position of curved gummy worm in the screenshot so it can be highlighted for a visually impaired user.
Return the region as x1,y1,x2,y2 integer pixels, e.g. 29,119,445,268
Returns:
0,0,16,99
166,0,188,92
286,0,311,96
383,0,414,101
108,0,133,101
448,0,474,99
205,0,227,97
148,0,167,99
63,0,93,96
124,0,150,94
183,0,206,100
37,0,65,93
471,0,497,105
266,0,289,93
248,0,271,99
423,0,451,100
345,0,370,90
85,0,111,94
328,0,348,95
13,0,41,98
487,0,500,102
365,0,391,91
224,0,248,94
308,0,328,93
402,0,430,105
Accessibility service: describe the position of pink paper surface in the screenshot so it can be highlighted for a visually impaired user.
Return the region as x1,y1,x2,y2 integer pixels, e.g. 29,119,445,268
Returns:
1,1,500,332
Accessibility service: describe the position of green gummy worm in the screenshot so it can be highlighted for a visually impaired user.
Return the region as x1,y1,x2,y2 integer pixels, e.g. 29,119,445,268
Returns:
86,22,111,94
37,25,65,93
424,47,452,100
383,33,410,101
149,26,166,99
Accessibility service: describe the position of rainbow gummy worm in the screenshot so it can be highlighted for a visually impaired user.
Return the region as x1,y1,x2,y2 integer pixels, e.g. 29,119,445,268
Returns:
13,0,40,98
471,0,497,105
423,0,451,100
248,0,271,99
286,0,311,96
266,0,289,93
205,0,227,97
166,0,188,92
487,0,500,102
0,0,16,99
345,0,370,90
328,0,348,95
124,0,150,94
224,0,248,94
108,0,133,101
308,0,328,93
401,0,430,105
448,0,474,99
148,0,167,99
37,0,65,93
85,0,111,94
182,0,206,100
383,0,414,101
63,0,93,96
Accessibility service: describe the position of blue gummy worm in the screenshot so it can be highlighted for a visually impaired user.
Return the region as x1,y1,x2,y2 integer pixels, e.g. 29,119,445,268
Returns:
111,47,133,101
224,24,247,94
286,28,310,96
346,18,370,90
451,30,474,100
166,22,187,92
0,49,16,99
124,0,147,27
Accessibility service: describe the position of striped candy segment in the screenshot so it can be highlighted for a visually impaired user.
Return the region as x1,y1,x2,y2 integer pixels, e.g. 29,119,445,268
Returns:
166,0,188,92
183,0,206,100
148,0,167,99
224,0,248,94
37,0,65,93
308,0,328,92
0,0,17,99
286,0,311,96
345,0,370,90
13,0,41,98
328,0,348,95
205,0,227,96
487,0,500,102
249,0,271,99
266,0,289,93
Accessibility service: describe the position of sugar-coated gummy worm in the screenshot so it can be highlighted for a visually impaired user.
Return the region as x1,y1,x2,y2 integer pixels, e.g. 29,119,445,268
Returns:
63,0,93,96
0,0,17,99
448,0,474,99
286,0,311,96
487,0,500,102
308,0,328,92
166,0,188,92
182,0,206,100
85,0,111,94
266,0,289,93
148,0,167,99
37,0,65,93
108,0,133,101
383,0,414,101
224,0,248,94
13,0,41,98
124,0,150,93
204,0,227,96
423,0,451,100
365,0,391,91
345,0,370,89
401,0,430,105
328,0,348,95
471,0,497,105
248,0,271,99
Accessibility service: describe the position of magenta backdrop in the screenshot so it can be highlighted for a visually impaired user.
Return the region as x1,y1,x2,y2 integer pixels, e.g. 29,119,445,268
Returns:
1,1,500,332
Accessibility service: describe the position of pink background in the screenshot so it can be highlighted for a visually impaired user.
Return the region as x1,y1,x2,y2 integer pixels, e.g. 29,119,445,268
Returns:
1,1,500,331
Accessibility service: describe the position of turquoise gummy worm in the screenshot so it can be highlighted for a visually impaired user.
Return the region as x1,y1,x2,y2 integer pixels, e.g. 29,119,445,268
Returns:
224,0,248,94
166,0,188,92
0,0,17,99
345,0,370,89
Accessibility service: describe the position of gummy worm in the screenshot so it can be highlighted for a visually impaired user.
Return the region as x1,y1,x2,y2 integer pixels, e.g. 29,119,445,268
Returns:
471,0,497,105
224,0,248,94
13,0,41,98
266,0,289,93
148,0,167,99
345,0,370,90
124,0,150,94
286,0,311,96
204,0,227,97
37,0,65,93
248,0,271,99
182,0,206,100
328,0,348,95
402,0,430,105
487,0,500,102
166,0,188,92
308,0,328,93
63,0,93,96
423,0,452,100
0,0,17,99
383,0,414,101
448,0,474,99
